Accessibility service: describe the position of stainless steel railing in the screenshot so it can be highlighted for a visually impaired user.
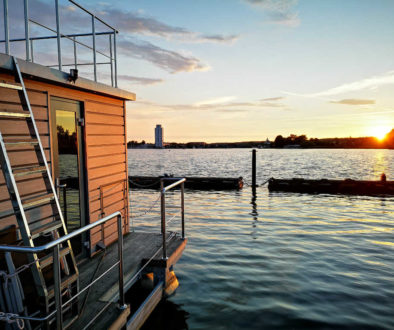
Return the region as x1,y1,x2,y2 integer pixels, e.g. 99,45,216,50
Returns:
160,178,186,259
0,211,126,329
1,0,119,87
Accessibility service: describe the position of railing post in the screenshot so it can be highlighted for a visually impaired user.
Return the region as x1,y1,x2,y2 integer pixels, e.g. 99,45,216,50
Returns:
161,180,167,259
73,37,77,69
109,34,113,87
30,39,34,62
24,0,30,61
3,0,9,54
91,15,97,82
181,182,185,239
55,0,62,71
117,214,126,309
113,31,118,88
53,245,63,329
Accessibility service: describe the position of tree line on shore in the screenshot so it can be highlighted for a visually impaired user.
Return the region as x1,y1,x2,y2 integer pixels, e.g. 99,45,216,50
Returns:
127,129,394,149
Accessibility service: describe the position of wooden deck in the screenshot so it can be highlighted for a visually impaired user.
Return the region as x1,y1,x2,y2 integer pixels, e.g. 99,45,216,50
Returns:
69,231,187,330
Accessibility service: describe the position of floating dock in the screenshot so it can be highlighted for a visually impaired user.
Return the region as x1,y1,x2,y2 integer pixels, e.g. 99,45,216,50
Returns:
129,176,244,190
268,178,394,196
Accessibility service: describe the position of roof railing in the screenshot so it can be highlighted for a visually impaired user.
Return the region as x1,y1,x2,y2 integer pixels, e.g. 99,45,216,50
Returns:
1,0,118,87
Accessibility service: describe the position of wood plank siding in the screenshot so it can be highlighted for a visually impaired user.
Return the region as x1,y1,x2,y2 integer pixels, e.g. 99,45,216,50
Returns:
0,71,130,254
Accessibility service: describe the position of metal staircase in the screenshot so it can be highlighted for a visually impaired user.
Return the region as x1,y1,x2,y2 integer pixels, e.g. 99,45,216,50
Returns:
0,56,79,324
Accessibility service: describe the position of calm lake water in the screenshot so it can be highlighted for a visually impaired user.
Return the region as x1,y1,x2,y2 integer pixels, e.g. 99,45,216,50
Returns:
128,149,394,330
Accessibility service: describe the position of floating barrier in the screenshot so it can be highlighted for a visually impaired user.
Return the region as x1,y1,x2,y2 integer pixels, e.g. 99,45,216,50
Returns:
268,178,394,196
129,176,244,190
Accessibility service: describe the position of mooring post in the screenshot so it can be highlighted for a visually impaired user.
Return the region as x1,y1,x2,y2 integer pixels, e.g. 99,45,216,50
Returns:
252,149,257,189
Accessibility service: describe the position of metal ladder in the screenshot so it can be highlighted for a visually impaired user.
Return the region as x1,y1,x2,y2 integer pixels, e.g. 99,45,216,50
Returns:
0,56,79,321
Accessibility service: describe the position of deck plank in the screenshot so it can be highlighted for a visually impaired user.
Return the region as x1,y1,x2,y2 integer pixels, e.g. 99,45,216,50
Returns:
69,231,185,329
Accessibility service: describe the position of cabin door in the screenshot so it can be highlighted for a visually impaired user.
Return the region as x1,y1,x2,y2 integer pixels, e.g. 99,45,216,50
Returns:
51,97,86,256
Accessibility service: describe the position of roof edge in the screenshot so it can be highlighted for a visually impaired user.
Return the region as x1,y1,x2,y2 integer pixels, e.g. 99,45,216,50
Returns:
0,53,136,101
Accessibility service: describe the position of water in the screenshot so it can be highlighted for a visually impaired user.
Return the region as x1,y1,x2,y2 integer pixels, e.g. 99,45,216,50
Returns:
128,149,394,330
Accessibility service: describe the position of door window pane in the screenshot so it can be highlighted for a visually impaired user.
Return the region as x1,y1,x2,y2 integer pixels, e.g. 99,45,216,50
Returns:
56,110,81,232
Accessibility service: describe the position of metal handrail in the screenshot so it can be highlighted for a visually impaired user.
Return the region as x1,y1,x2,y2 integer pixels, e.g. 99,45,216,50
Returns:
1,0,118,87
160,178,186,259
0,211,126,329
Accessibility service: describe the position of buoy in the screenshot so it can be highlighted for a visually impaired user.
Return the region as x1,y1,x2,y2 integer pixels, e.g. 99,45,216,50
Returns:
164,271,179,297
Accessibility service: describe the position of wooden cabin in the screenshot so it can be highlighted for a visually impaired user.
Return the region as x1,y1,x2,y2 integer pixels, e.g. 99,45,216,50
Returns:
0,2,187,328
0,53,134,256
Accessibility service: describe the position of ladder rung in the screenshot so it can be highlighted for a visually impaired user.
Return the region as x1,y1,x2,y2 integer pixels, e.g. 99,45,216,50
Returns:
5,140,39,147
39,247,70,269
23,195,55,210
47,273,79,299
0,111,30,118
0,208,15,219
13,166,47,177
0,82,23,90
31,220,63,239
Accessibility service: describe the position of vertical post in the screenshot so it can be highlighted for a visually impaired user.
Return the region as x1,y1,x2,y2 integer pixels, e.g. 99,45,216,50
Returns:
53,245,63,329
3,0,9,54
181,182,185,239
55,0,62,71
55,178,60,200
30,39,34,62
117,214,126,309
99,186,105,243
161,180,167,259
92,16,97,82
24,0,30,61
73,37,77,69
252,149,257,189
62,185,67,225
109,34,114,87
113,31,118,88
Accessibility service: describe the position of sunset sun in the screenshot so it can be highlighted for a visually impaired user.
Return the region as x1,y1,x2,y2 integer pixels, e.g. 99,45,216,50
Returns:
369,126,391,141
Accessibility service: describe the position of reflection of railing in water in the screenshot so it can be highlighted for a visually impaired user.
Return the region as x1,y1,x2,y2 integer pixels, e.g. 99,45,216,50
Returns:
56,178,81,231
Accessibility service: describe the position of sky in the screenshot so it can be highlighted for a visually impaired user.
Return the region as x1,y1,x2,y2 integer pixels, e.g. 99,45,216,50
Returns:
2,0,394,142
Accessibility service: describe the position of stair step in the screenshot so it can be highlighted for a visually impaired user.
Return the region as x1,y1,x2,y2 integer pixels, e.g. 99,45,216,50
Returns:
13,165,47,177
47,272,79,299
39,247,70,269
0,111,30,118
22,194,55,210
31,220,63,239
0,82,23,90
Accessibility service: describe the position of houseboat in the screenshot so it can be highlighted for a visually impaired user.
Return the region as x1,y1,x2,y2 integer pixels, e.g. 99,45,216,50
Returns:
0,1,187,329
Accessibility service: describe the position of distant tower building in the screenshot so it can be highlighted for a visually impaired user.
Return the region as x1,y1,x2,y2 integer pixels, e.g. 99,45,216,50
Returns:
155,124,163,148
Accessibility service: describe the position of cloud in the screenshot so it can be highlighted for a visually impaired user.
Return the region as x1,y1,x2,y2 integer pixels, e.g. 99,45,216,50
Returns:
286,71,394,98
134,97,287,113
260,96,284,102
117,74,163,85
5,0,215,75
117,38,209,73
330,99,375,106
198,34,239,44
194,96,237,107
245,0,300,27
95,8,239,44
